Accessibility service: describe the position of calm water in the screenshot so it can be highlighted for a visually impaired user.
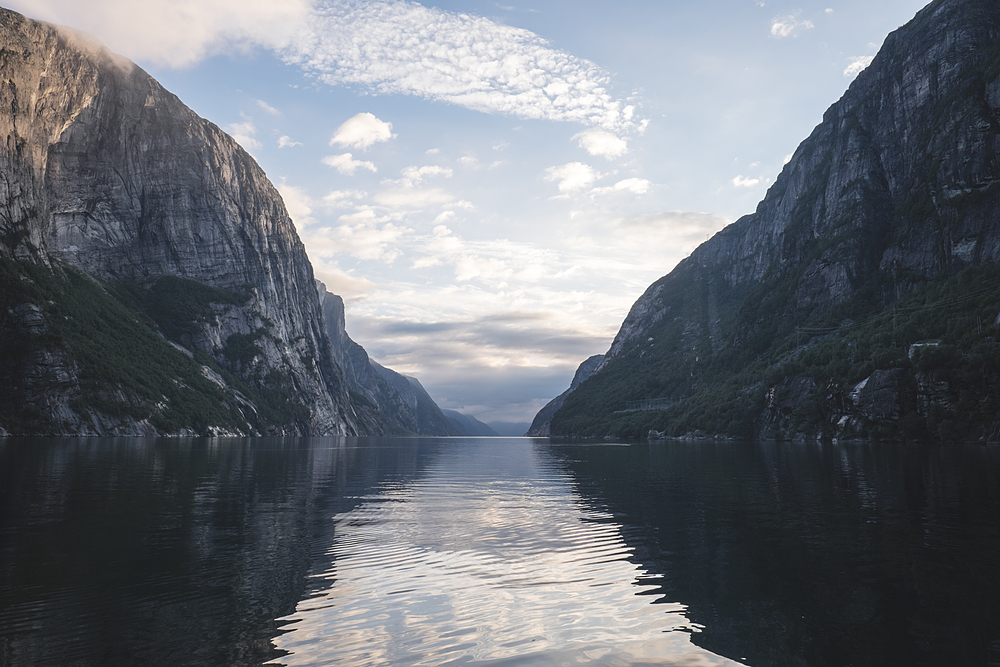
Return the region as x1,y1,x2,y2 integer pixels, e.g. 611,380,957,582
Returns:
1,438,999,666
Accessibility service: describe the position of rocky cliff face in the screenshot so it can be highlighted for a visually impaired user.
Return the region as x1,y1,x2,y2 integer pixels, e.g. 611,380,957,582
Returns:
318,283,456,435
0,8,356,435
526,355,603,436
554,0,1000,442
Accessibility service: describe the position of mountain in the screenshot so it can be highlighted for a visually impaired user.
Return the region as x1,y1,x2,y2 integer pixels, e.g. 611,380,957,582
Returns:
487,421,531,436
319,284,457,435
526,355,604,436
0,7,358,436
551,0,1000,442
441,409,498,436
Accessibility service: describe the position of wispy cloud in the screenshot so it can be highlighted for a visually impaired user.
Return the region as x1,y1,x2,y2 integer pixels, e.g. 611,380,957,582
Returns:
278,135,303,148
256,99,281,115
283,0,638,130
322,153,377,175
770,15,814,38
225,114,261,151
844,55,875,78
9,0,315,68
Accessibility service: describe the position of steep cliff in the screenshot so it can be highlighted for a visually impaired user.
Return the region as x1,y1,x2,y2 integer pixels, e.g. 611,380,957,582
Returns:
318,283,456,435
553,0,1000,442
526,355,603,436
0,8,356,435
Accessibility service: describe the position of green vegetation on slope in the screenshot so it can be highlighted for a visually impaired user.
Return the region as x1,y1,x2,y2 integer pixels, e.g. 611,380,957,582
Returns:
0,258,309,434
553,264,1000,441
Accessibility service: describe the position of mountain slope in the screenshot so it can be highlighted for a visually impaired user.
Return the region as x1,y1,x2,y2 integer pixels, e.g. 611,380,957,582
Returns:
319,284,457,435
553,0,1000,442
0,7,356,435
441,409,498,436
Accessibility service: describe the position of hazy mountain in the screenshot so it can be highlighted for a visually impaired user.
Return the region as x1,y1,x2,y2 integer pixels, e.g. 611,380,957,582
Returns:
526,355,604,436
440,410,497,436
487,422,532,436
0,7,357,435
552,0,1000,442
319,284,457,436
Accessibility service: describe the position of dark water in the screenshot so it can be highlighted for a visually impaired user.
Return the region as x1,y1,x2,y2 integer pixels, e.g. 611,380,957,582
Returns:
1,438,998,666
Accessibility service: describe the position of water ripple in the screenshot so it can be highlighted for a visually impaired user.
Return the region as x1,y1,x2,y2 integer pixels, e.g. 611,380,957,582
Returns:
272,440,741,666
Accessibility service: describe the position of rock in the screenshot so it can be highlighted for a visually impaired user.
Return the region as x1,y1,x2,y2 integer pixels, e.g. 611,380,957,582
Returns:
0,7,357,435
526,354,604,436
318,283,455,435
554,0,1000,440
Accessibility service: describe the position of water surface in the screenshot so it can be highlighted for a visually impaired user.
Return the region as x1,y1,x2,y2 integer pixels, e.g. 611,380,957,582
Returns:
1,437,998,666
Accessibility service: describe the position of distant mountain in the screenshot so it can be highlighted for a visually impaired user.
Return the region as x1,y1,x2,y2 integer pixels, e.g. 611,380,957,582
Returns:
441,410,498,436
319,285,456,435
552,0,1000,442
487,422,531,436
526,355,603,436
0,7,355,436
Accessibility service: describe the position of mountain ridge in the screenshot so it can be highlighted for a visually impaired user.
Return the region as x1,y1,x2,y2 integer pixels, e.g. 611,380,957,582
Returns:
548,0,1000,442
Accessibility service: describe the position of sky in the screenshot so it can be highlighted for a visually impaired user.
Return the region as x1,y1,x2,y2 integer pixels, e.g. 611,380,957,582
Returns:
11,0,930,423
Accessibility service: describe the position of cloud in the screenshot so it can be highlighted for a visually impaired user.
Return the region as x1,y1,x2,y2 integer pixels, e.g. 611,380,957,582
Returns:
278,135,303,148
770,15,814,38
321,189,368,208
373,188,464,210
282,0,638,130
225,115,261,150
844,56,875,78
732,175,760,188
322,153,378,175
276,183,317,230
331,112,395,150
306,207,411,262
573,128,628,159
545,162,597,193
256,99,280,115
591,178,651,196
9,0,315,68
400,165,454,183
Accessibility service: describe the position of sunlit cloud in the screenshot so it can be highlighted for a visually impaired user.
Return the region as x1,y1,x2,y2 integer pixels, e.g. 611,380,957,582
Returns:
732,175,760,188
591,178,651,196
278,135,303,148
7,0,316,68
322,153,377,175
226,115,261,151
256,99,280,115
545,162,597,193
331,112,395,150
573,128,628,159
283,0,639,130
844,55,875,78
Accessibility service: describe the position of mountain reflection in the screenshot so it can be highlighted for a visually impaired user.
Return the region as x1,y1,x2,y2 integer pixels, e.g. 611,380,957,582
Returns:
551,440,1000,667
0,437,441,666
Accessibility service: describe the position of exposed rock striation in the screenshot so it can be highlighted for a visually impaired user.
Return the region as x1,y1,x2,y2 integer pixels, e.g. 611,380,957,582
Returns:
552,0,1000,441
0,8,355,435
318,283,456,435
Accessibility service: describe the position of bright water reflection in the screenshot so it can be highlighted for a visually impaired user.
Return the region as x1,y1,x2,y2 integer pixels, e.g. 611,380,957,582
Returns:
274,439,738,666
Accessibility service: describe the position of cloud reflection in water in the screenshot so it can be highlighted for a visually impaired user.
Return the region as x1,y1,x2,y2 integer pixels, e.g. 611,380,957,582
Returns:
271,440,742,666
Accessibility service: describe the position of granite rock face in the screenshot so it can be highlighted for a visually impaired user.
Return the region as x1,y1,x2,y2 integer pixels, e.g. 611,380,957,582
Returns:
553,0,1000,441
0,8,356,435
319,283,457,435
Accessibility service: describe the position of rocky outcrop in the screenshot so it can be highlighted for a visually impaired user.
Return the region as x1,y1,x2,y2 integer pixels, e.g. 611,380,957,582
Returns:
0,7,355,435
527,355,604,436
318,283,455,435
553,0,1000,441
